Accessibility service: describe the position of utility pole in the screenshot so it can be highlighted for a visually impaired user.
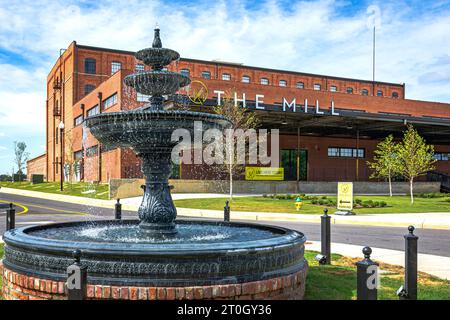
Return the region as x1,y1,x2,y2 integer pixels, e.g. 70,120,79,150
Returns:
372,26,376,95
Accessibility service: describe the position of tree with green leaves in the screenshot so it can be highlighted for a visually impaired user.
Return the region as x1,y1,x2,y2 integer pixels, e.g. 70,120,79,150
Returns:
14,141,29,180
396,125,436,204
367,135,399,197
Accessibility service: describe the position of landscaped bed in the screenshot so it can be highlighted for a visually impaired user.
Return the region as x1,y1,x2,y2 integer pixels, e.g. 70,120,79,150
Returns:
0,182,109,200
174,194,450,214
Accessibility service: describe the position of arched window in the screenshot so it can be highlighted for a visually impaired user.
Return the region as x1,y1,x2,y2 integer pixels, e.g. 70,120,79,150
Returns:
296,81,304,89
377,90,383,97
279,80,287,87
392,92,399,98
260,78,269,85
180,69,190,77
330,85,337,92
222,73,231,81
361,89,369,96
84,58,96,74
201,71,211,79
347,87,354,94
84,84,95,96
242,75,250,83
314,84,321,91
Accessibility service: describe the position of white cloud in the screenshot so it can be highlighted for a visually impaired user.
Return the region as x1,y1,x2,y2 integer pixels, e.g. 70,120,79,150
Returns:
0,0,450,173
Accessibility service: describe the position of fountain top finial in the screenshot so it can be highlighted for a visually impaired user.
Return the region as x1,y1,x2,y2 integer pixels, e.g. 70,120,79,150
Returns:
152,24,162,48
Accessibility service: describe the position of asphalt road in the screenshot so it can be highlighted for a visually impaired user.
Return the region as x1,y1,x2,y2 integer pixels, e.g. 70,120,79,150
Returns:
1,193,450,257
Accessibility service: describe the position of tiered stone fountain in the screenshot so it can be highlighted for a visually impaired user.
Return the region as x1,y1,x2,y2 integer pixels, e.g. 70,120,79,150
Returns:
1,27,308,300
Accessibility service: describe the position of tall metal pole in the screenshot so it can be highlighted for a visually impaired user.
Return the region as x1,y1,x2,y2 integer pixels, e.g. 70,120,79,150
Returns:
60,127,64,191
372,26,376,95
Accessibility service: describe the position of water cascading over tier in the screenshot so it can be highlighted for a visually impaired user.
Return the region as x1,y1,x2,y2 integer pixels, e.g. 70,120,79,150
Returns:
84,26,230,235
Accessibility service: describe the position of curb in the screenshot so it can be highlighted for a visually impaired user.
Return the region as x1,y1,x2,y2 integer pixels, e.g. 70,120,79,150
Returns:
2,187,450,230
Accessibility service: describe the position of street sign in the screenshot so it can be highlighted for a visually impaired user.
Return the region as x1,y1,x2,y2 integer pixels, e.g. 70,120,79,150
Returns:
337,182,353,211
245,167,284,181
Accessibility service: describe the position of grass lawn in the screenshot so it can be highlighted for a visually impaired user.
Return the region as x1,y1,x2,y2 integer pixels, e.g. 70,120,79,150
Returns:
304,250,450,300
174,195,450,214
0,181,109,200
0,243,448,300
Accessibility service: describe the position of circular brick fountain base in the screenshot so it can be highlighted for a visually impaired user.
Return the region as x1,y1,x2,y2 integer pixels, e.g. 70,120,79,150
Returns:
1,262,307,300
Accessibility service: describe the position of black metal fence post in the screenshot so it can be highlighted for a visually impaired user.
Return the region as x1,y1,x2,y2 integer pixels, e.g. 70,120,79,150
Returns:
6,203,15,231
398,226,418,300
356,246,378,300
67,249,87,300
115,199,122,220
224,200,230,222
321,208,331,264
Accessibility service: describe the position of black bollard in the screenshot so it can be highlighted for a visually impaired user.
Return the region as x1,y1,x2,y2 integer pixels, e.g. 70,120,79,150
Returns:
398,226,418,300
6,203,15,231
356,246,378,300
115,199,122,220
319,208,331,265
224,200,230,222
67,249,88,300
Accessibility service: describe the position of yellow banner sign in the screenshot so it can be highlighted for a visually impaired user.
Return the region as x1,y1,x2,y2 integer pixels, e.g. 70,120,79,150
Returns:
245,167,284,181
337,182,353,211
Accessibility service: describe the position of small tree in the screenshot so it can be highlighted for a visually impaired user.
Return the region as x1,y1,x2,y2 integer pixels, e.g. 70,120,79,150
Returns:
212,91,259,199
367,135,399,196
14,141,29,180
396,125,436,204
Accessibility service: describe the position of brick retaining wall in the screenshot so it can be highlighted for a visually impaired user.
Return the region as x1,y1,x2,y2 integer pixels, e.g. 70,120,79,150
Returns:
1,263,308,300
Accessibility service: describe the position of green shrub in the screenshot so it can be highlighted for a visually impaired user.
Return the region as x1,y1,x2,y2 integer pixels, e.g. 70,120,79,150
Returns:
311,199,318,205
355,198,362,205
321,196,328,199
262,194,268,198
380,201,387,207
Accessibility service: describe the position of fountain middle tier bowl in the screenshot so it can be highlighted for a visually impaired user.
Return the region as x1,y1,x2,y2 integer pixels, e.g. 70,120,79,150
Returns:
84,110,230,151
124,71,190,95
2,220,307,286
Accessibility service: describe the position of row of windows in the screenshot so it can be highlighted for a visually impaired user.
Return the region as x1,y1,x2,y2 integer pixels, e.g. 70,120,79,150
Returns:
85,145,98,157
328,147,365,158
433,153,450,161
84,59,123,75
86,105,99,117
74,115,83,127
180,68,399,98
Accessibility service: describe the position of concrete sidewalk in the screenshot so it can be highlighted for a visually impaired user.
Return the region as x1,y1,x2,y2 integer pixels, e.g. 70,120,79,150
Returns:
1,187,450,230
306,241,450,280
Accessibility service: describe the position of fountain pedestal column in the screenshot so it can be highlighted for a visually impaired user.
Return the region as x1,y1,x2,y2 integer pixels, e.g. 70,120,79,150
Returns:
137,148,177,235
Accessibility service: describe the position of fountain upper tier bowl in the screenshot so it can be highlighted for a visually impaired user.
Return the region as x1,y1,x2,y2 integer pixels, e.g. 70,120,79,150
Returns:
3,220,307,287
84,109,230,151
124,71,190,96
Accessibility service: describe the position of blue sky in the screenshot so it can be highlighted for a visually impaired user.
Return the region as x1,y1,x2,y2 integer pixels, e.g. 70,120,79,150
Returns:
0,0,450,174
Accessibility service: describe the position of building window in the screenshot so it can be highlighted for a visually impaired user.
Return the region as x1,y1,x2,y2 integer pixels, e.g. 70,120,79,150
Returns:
201,71,211,79
314,84,321,91
392,92,399,98
135,64,145,72
111,61,121,75
180,69,190,77
260,78,269,85
84,58,96,74
347,87,354,94
84,84,95,96
103,93,118,110
328,147,365,158
137,93,150,102
74,115,84,127
279,80,287,87
377,90,383,97
86,145,98,157
296,81,304,89
74,150,83,160
433,153,449,161
330,85,337,92
327,147,339,157
242,75,250,83
86,105,99,117
222,73,231,81
361,89,369,96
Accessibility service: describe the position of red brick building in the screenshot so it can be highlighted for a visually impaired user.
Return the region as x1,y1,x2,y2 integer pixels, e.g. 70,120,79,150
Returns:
27,41,450,184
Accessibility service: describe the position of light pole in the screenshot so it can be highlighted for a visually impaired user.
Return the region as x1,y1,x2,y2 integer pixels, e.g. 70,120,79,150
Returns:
58,121,65,191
